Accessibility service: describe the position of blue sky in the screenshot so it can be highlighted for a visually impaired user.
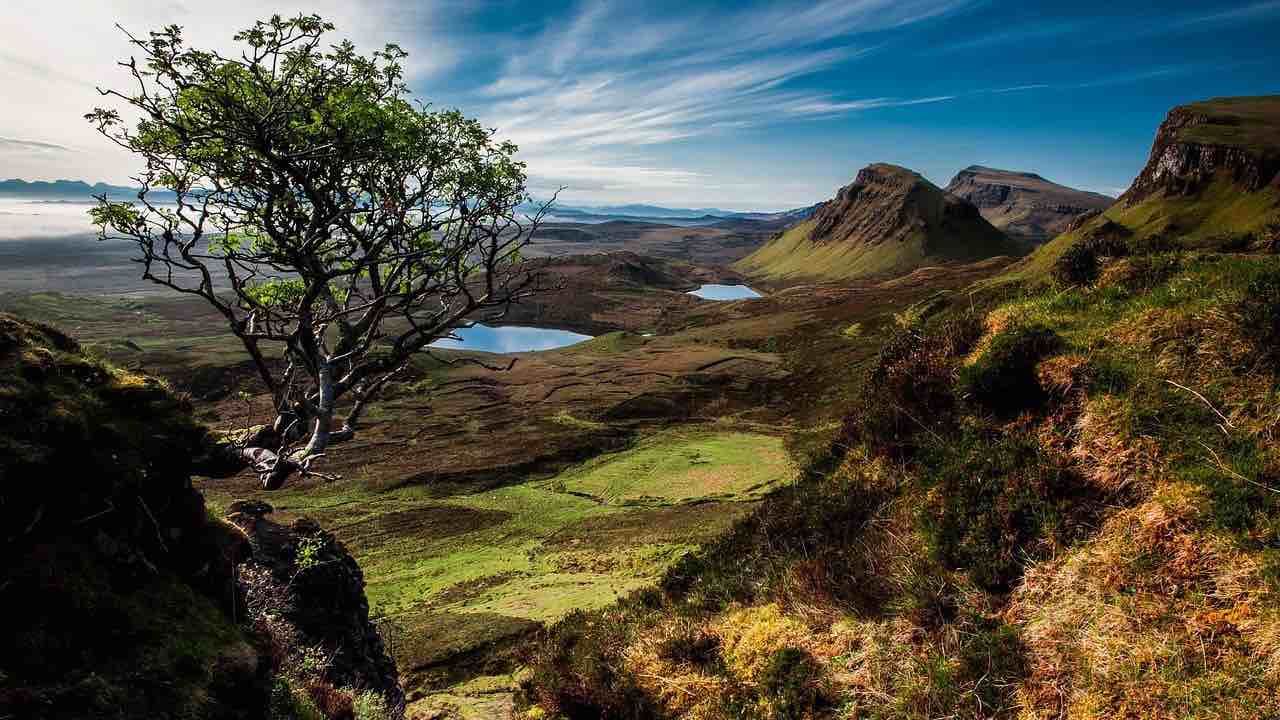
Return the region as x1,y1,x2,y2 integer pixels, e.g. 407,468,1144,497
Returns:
2,0,1279,210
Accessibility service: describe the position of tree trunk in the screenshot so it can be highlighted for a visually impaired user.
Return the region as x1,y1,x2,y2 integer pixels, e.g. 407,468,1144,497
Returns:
298,359,335,462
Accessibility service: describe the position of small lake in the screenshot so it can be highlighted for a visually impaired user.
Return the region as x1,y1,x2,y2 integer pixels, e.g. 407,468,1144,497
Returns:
429,325,592,353
686,284,762,300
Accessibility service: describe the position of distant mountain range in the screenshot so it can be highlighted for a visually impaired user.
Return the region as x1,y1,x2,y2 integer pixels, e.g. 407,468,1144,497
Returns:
1,180,816,226
0,179,145,199
523,201,820,225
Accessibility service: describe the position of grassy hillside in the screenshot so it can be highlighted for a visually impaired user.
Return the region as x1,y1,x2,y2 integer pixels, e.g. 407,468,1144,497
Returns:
737,165,1015,283
1178,95,1280,150
202,423,796,717
735,219,940,282
1009,178,1280,284
517,248,1280,719
1006,95,1280,287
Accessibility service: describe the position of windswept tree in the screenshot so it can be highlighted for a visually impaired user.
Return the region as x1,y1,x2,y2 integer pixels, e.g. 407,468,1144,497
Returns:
88,15,548,488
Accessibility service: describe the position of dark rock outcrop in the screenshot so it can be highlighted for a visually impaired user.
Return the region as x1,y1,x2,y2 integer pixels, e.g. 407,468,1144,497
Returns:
945,166,1113,242
0,314,268,719
228,500,406,718
1121,96,1280,205
1,314,404,720
1064,208,1103,235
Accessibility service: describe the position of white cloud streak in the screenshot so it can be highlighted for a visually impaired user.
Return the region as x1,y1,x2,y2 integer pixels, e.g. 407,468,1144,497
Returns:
1176,0,1280,27
470,0,974,204
0,136,75,153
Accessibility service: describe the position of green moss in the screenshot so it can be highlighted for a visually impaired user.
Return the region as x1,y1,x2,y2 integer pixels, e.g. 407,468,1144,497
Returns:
561,331,647,355
958,324,1060,415
548,410,607,431
3,541,264,719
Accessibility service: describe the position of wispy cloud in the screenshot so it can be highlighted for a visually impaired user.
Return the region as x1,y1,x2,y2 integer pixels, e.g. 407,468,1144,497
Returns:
0,0,460,182
933,20,1090,54
471,0,975,201
0,136,74,153
958,64,1230,98
985,84,1053,94
782,95,958,116
1173,0,1280,28
1072,64,1216,89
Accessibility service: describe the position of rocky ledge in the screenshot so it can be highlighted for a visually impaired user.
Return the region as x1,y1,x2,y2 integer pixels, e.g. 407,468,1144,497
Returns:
228,500,406,718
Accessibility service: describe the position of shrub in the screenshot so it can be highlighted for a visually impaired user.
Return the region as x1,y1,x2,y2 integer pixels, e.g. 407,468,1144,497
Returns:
1116,252,1184,291
654,624,720,667
1234,266,1280,369
757,647,827,720
958,324,1061,415
1053,241,1100,286
1210,231,1256,252
518,612,655,720
955,618,1027,714
1266,222,1280,254
270,677,324,720
294,534,327,573
844,314,984,457
1126,233,1177,256
302,678,353,719
918,432,1093,591
352,690,391,720
658,453,896,613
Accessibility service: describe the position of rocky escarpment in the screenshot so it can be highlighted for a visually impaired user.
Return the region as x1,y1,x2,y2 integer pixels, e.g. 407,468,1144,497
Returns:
946,165,1113,242
228,501,406,718
1121,96,1280,205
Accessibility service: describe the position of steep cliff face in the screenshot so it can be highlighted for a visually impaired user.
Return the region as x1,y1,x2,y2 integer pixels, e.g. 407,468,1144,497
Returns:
946,166,1113,242
1121,96,1280,205
737,164,1015,282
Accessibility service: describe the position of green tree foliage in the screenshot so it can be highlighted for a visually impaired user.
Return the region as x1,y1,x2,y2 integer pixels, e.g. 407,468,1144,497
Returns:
87,15,550,487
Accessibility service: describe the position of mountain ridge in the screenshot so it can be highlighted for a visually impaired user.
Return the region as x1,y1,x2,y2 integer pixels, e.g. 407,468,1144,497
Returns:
736,163,1017,282
945,165,1114,243
0,178,141,197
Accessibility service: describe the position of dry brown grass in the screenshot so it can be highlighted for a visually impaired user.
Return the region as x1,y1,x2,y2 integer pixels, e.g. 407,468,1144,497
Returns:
620,489,1026,720
1069,395,1160,495
1011,482,1280,719
1111,305,1280,440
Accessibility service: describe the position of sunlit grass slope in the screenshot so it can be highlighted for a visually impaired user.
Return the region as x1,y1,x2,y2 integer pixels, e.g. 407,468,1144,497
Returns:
519,250,1280,720
1010,178,1280,283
